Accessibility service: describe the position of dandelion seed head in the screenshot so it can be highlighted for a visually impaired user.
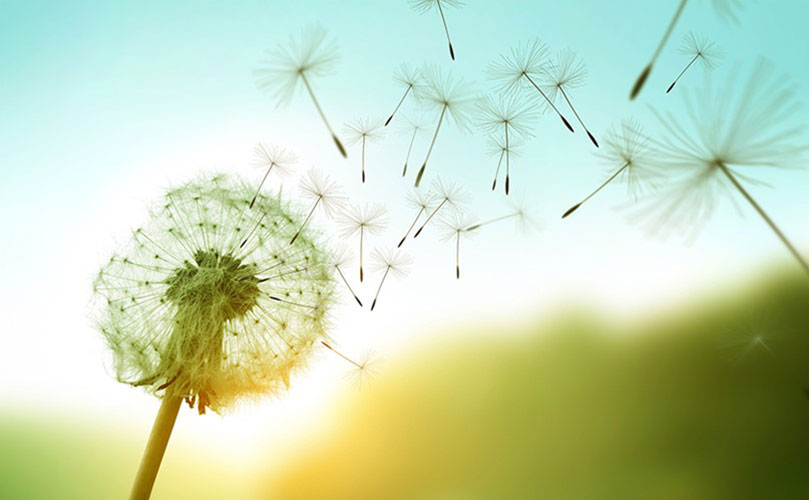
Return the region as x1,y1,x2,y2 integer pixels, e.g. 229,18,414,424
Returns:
439,211,479,241
599,118,661,199
343,117,385,146
393,63,424,93
431,177,468,209
253,25,339,106
252,143,297,177
419,64,475,131
487,39,551,96
300,169,346,219
632,59,806,241
475,93,538,139
542,49,588,99
485,134,525,158
406,188,437,212
369,248,413,279
92,173,337,414
679,32,724,70
409,0,464,14
337,203,389,239
346,350,380,390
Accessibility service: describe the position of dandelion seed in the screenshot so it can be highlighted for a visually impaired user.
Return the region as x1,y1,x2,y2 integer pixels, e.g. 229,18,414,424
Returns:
487,39,575,134
397,113,429,177
439,211,479,279
385,64,424,127
330,244,363,307
633,59,809,276
343,117,385,183
413,178,466,239
629,0,742,100
249,143,297,209
290,170,345,245
476,94,538,195
562,118,660,219
666,32,723,94
369,248,413,311
543,49,599,147
254,25,347,157
467,198,537,234
338,203,388,282
485,135,525,193
397,188,436,247
320,342,378,389
413,65,474,187
409,0,463,61
92,173,336,498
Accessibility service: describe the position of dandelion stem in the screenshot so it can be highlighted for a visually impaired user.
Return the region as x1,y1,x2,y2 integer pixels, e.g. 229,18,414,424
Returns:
414,198,447,238
359,225,364,282
386,86,412,127
492,149,505,191
290,198,320,245
523,73,574,133
504,122,511,195
666,53,699,94
403,128,418,177
249,164,275,209
631,0,688,99
321,341,363,369
301,73,346,158
361,136,366,183
559,87,599,147
399,207,425,247
128,396,182,500
269,295,316,309
436,0,455,60
455,232,461,279
335,265,363,307
562,162,629,219
240,210,269,249
467,213,517,231
415,105,447,187
719,163,809,276
371,266,391,311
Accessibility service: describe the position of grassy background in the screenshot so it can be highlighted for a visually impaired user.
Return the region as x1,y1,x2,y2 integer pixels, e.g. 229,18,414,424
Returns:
3,268,809,499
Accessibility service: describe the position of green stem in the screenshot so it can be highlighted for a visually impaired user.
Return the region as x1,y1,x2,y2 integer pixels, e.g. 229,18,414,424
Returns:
129,396,182,500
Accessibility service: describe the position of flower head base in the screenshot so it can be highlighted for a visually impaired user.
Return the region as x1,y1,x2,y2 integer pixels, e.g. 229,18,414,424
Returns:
93,174,336,414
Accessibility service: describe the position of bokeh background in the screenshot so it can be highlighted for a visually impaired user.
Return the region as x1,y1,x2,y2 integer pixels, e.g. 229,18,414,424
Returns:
2,1,809,499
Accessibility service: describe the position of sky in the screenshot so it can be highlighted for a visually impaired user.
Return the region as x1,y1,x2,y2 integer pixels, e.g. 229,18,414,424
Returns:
1,0,808,477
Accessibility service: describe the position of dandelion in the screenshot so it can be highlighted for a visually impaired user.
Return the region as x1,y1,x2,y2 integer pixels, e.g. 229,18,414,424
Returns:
634,59,809,276
385,64,424,127
330,244,363,307
487,39,575,134
290,170,345,245
254,25,347,158
629,0,743,100
485,134,525,193
476,94,537,195
413,178,466,238
397,113,429,177
249,143,297,209
542,49,599,148
409,0,463,61
439,211,479,279
338,203,389,282
666,32,723,94
413,65,474,187
467,199,537,234
320,341,378,389
562,118,660,219
369,248,413,310
397,188,436,247
92,173,336,499
343,117,385,183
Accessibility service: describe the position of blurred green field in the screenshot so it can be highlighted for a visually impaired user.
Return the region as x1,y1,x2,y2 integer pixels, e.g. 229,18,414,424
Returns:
3,269,809,499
